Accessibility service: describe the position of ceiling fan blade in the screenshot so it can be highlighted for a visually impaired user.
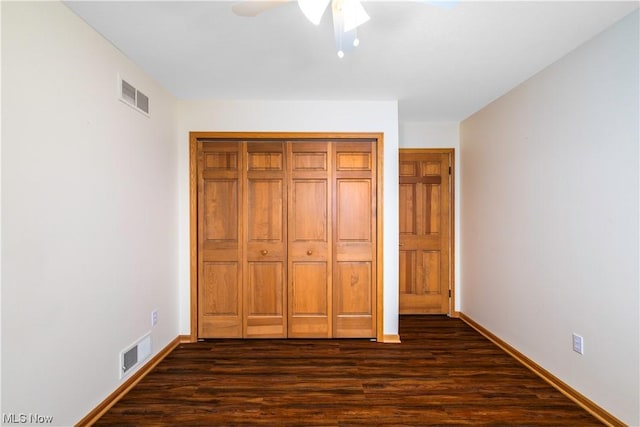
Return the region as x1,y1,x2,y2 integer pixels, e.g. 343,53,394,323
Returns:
340,0,370,32
298,0,331,25
231,0,292,17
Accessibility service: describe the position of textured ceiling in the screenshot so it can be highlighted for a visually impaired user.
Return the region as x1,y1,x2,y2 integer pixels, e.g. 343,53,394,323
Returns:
65,1,639,121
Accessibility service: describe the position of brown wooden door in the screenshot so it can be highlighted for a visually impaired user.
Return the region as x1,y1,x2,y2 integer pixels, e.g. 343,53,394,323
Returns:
287,142,332,338
333,142,376,337
399,150,452,314
194,135,380,340
244,142,287,338
197,142,243,337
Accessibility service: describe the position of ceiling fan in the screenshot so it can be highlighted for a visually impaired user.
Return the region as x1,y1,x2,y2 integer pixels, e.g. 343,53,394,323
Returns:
233,0,370,58
233,0,458,58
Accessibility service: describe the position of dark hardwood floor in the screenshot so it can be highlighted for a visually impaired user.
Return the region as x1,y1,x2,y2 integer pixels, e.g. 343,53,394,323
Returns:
95,316,602,426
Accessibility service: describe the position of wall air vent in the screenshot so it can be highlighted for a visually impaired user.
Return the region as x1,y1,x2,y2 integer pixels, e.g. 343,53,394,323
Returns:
120,333,151,378
119,75,150,116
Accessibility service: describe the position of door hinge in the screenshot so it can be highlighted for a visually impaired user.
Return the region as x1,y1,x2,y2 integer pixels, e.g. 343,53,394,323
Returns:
448,166,452,175
448,289,452,298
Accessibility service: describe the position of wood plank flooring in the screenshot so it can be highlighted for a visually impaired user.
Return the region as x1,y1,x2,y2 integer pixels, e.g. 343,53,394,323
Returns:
94,316,603,426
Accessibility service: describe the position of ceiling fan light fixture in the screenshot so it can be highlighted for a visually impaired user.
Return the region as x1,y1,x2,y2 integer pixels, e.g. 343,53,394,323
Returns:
341,0,370,32
298,0,331,25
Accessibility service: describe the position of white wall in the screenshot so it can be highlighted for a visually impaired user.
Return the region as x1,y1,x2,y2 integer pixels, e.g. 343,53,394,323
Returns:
460,10,639,426
399,122,461,312
1,2,179,425
177,100,400,336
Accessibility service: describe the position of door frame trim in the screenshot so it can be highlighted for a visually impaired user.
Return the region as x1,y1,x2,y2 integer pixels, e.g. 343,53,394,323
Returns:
190,132,385,342
398,148,456,317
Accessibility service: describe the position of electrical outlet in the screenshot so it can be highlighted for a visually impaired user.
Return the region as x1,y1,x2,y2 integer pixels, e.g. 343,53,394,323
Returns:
151,309,158,327
572,333,584,355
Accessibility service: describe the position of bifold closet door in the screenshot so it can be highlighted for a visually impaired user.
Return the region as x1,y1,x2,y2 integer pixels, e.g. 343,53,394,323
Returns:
197,142,243,338
333,142,377,338
244,142,287,338
197,138,377,339
287,142,332,338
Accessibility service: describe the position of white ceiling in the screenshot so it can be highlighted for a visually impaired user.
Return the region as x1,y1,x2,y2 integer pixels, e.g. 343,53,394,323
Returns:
64,1,638,122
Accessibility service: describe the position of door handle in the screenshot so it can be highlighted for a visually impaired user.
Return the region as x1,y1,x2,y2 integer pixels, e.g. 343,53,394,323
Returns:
261,250,268,256
307,250,313,256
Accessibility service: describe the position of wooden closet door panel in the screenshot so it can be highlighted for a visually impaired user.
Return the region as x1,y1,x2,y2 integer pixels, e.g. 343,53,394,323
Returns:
333,142,376,338
247,179,283,242
288,142,332,338
198,142,243,338
244,142,287,338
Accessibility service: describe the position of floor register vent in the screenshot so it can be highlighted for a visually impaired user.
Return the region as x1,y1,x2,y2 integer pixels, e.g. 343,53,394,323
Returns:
120,333,151,378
